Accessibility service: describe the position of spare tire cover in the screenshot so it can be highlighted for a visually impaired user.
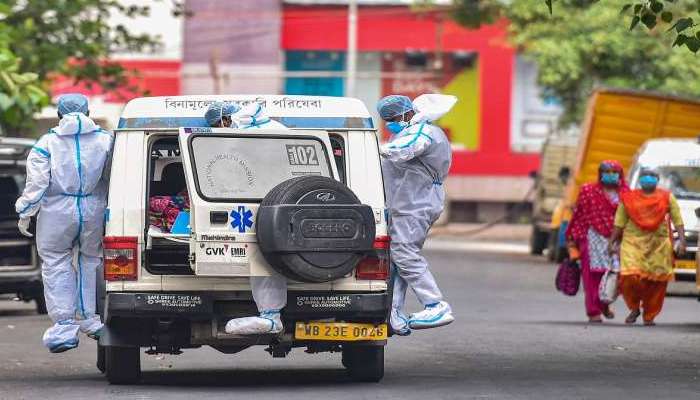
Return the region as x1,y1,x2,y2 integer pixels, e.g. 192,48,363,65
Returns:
257,175,376,283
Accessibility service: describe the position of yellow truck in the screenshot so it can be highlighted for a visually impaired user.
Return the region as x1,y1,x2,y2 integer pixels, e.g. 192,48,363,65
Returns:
551,88,700,273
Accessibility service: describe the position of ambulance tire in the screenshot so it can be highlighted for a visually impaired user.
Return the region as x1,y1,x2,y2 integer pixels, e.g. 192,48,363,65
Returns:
258,176,373,283
96,343,106,373
104,345,141,384
258,177,309,282
343,345,384,382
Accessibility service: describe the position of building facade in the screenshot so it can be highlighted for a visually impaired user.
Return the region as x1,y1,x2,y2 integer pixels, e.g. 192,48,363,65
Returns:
51,0,562,222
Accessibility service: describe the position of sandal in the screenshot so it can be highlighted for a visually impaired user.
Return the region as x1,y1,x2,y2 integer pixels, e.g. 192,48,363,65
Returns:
602,307,615,320
644,320,656,326
588,315,603,323
625,310,641,324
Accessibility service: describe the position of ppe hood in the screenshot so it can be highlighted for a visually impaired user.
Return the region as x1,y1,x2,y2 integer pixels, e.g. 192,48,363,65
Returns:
233,103,270,127
55,113,99,136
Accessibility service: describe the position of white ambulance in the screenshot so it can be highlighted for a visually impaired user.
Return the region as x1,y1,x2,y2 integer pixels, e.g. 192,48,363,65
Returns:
100,95,390,384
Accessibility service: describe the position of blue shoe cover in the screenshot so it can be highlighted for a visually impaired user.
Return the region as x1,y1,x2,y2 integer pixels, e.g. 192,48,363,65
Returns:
390,309,412,336
48,338,79,353
408,301,455,329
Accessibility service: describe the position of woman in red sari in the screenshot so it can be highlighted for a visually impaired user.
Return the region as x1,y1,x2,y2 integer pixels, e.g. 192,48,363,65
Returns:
566,160,629,323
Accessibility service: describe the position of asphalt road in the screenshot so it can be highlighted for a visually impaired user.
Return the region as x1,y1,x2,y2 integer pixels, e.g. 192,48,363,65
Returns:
2,245,700,399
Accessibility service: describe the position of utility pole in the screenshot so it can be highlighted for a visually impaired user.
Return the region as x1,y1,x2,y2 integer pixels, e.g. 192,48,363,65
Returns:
434,11,444,72
346,0,358,98
209,49,221,95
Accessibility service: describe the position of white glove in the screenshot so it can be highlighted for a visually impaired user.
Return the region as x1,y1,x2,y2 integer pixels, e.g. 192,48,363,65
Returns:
18,217,32,237
379,144,390,157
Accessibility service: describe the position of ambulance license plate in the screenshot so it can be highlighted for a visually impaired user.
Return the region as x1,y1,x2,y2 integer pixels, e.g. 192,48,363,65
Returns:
295,322,388,341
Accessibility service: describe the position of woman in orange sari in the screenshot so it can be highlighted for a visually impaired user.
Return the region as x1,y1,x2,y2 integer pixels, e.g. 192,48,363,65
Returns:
608,169,686,326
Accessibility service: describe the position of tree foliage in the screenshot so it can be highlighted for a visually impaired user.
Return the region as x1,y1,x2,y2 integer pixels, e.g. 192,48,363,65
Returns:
621,0,700,53
452,0,700,125
0,39,48,134
0,0,184,133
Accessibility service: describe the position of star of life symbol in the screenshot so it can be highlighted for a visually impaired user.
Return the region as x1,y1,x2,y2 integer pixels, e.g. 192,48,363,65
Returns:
231,206,253,233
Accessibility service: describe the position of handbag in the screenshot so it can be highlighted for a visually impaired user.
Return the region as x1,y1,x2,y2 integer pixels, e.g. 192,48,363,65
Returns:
555,258,581,296
598,256,620,305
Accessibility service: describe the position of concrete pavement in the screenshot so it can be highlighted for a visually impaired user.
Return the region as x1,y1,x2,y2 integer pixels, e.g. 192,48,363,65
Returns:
430,223,531,242
1,243,700,399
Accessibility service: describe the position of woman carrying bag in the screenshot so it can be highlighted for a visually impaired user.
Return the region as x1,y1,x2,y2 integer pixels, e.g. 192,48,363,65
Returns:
566,160,628,323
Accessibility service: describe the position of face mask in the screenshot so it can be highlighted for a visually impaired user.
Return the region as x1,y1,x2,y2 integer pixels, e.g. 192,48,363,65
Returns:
600,172,620,185
639,175,658,190
386,121,408,135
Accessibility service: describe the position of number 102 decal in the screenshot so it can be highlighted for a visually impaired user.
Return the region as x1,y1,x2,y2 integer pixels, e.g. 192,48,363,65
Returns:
286,144,319,166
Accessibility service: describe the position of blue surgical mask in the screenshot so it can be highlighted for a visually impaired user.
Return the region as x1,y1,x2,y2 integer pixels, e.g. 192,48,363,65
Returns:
639,175,658,190
386,121,408,135
601,172,620,185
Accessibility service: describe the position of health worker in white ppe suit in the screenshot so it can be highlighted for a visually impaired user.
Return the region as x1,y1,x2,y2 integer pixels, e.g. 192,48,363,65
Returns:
204,100,240,128
204,101,288,335
377,94,457,336
15,94,113,353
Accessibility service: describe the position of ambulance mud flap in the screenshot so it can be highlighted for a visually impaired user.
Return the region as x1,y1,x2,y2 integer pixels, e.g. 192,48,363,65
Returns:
256,176,376,283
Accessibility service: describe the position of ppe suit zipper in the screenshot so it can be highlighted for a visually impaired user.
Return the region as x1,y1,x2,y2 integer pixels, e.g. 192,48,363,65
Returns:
73,115,86,319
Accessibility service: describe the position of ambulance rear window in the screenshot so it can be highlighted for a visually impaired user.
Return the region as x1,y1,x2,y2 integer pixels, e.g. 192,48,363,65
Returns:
188,134,332,201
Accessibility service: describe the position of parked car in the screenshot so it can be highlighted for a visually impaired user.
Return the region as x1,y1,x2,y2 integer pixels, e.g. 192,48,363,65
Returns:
0,137,45,314
99,95,390,384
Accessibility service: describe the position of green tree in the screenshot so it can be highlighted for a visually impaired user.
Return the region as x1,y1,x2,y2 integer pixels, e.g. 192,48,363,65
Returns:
453,1,700,52
0,0,185,134
0,46,49,134
0,21,48,134
452,0,700,124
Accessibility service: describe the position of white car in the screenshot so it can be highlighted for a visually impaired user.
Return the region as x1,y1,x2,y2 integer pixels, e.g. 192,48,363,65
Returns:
99,95,391,384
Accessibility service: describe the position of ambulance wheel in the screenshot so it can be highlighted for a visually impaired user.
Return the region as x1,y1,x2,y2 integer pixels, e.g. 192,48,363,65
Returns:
256,176,310,282
105,346,141,384
343,345,384,382
35,294,47,315
96,343,106,373
257,175,375,283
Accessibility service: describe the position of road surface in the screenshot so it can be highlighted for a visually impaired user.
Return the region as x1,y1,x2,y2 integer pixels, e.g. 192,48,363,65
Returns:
1,244,699,399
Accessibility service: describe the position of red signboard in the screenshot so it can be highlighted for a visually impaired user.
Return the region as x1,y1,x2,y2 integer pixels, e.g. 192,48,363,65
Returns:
282,5,540,176
51,60,181,103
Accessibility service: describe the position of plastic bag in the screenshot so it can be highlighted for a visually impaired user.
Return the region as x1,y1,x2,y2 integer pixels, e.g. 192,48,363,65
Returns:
598,256,620,305
410,94,458,124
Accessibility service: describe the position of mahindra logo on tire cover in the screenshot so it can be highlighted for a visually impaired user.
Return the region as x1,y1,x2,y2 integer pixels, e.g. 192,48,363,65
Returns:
301,219,356,238
316,192,336,202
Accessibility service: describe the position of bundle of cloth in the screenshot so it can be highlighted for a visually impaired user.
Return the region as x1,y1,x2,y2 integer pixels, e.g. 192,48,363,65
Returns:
149,191,190,232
